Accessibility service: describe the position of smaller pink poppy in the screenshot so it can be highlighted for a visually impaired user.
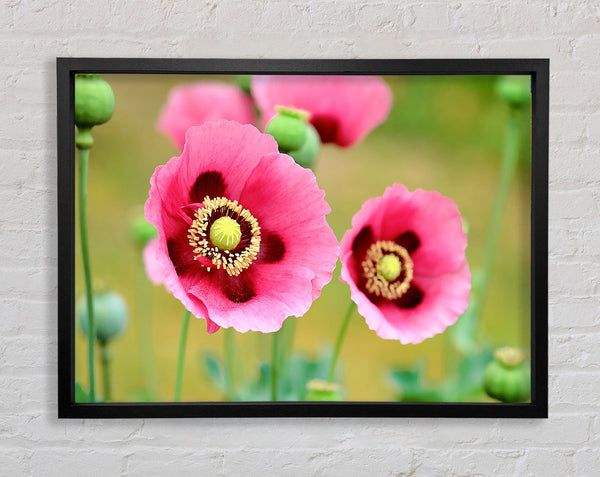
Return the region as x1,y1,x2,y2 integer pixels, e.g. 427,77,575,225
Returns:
252,75,392,147
157,82,255,151
340,184,471,344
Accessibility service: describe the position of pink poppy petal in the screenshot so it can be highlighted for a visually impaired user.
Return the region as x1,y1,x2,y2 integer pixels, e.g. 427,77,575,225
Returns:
239,151,339,300
378,184,468,277
145,121,280,235
340,249,389,332
369,261,471,344
338,194,386,277
188,263,316,333
158,82,255,151
252,75,392,147
183,121,280,201
147,235,220,334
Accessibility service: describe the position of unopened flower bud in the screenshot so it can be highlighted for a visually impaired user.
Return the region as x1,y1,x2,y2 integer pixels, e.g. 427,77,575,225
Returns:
131,213,158,247
78,291,128,343
265,106,309,153
305,379,342,401
484,347,530,403
75,74,115,129
289,123,321,169
235,75,252,94
495,76,530,108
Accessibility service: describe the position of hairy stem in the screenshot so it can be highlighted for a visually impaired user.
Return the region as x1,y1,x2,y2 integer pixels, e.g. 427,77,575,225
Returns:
271,331,280,401
99,341,111,401
135,254,160,400
224,328,235,400
77,136,96,403
174,309,191,402
327,301,356,383
472,109,522,323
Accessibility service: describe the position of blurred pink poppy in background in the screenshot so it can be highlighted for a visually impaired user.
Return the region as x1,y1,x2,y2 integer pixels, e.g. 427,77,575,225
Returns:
157,83,255,151
340,184,471,344
145,120,339,333
143,238,162,286
252,75,392,147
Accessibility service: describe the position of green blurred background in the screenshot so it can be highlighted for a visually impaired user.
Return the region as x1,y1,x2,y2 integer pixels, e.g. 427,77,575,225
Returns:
75,74,531,402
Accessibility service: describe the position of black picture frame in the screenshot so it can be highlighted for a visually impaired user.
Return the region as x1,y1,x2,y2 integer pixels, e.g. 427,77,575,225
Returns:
57,58,548,419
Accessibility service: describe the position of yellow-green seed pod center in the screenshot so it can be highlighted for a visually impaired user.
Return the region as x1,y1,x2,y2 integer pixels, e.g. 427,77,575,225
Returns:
377,254,401,282
210,216,241,251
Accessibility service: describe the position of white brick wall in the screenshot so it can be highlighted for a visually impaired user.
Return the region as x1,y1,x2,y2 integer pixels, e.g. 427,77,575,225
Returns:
0,0,598,475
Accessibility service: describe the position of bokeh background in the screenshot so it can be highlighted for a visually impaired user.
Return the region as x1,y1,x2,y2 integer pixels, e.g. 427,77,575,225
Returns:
75,74,531,402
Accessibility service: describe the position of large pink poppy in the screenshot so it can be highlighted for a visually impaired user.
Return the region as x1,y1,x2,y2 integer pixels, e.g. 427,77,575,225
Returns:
252,75,392,147
157,82,255,151
340,184,471,344
144,120,339,333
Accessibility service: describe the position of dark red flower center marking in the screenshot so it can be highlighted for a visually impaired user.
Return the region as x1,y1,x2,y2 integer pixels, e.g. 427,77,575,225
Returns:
353,226,424,309
352,226,374,262
167,236,194,277
257,231,286,263
395,231,420,254
221,273,256,303
189,171,226,203
311,115,339,144
393,285,424,309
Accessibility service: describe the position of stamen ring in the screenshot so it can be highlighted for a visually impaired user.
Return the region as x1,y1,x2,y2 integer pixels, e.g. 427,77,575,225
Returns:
188,196,261,276
362,240,414,300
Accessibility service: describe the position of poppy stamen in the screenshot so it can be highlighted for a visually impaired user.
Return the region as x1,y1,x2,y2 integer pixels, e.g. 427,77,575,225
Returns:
188,196,261,276
362,240,413,300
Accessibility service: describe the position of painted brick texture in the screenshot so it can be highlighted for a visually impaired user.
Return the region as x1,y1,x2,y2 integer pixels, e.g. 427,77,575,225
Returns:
0,0,599,475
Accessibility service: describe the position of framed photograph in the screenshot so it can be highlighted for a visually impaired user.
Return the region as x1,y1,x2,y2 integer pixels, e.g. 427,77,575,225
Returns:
57,58,548,418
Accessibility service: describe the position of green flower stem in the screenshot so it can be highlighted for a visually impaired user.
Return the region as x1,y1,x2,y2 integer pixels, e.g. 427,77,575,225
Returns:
224,328,235,400
471,109,522,323
271,331,280,401
174,309,191,402
99,341,111,401
135,254,160,400
76,131,96,403
279,318,296,372
327,301,356,383
256,332,268,363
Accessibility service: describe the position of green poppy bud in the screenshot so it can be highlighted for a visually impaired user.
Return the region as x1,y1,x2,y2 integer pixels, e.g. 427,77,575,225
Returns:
235,75,252,94
130,213,158,247
78,291,128,343
305,379,342,401
288,123,321,169
265,106,309,153
484,347,531,403
75,74,115,129
495,76,531,108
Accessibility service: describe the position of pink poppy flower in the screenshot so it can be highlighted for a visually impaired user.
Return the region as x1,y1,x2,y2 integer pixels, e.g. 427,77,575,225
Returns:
339,184,471,344
144,120,339,333
252,75,392,147
157,82,255,151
